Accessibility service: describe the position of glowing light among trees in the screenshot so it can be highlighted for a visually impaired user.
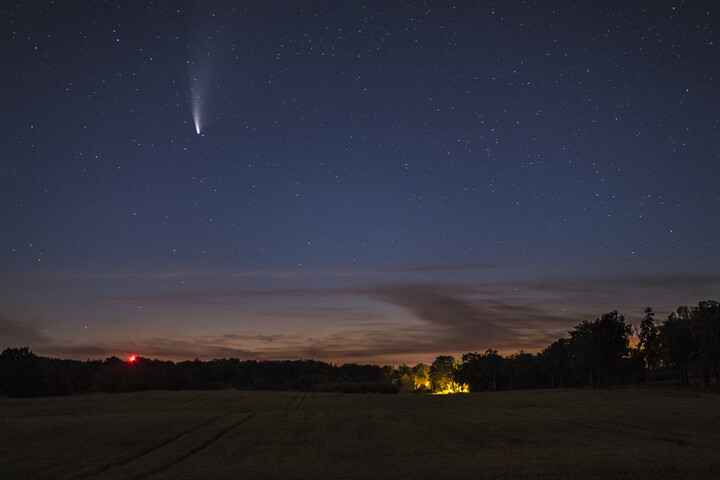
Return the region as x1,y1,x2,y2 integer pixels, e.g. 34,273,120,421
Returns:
433,382,470,395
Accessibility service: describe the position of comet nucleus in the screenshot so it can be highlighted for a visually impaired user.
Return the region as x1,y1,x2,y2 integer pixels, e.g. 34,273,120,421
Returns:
191,87,202,134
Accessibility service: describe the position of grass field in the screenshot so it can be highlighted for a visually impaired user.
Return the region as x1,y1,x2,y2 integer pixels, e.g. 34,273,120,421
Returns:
1,388,719,479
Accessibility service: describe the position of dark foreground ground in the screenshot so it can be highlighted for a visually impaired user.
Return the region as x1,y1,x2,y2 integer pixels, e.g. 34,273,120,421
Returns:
1,388,719,479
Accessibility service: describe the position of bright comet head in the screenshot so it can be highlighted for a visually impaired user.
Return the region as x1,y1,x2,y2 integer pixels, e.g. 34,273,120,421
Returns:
193,112,201,135
190,88,202,135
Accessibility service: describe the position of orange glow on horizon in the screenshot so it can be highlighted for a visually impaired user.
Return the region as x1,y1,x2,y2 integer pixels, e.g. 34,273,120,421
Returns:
128,355,137,363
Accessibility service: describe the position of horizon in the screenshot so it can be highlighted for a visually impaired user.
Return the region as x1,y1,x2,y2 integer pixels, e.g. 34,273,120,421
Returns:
3,288,716,366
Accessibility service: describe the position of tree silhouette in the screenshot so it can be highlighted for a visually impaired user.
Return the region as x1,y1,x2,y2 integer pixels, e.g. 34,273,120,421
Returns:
638,307,659,383
569,311,633,387
507,351,538,390
0,347,43,397
457,349,504,391
538,338,575,388
691,301,720,388
659,307,694,386
429,356,455,392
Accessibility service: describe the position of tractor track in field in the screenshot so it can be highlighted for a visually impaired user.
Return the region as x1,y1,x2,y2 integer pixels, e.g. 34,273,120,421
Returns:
177,393,210,409
283,391,307,411
76,413,231,479
142,412,259,479
87,412,257,480
374,393,401,408
294,391,307,410
283,391,301,410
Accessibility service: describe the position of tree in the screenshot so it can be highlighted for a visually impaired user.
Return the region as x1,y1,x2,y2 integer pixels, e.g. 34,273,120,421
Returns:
638,307,659,383
538,338,575,388
0,347,43,397
689,301,720,388
393,363,414,392
410,363,431,391
457,349,504,392
658,307,694,386
507,351,538,390
394,363,412,382
569,311,633,386
429,356,455,393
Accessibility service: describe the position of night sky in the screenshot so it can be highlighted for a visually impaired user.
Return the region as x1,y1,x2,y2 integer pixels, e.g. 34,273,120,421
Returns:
2,1,719,365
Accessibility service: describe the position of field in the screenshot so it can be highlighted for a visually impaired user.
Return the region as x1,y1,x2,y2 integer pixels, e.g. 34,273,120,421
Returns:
2,388,720,479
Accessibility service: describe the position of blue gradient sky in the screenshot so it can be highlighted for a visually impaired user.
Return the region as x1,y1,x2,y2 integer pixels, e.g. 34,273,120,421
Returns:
2,1,719,364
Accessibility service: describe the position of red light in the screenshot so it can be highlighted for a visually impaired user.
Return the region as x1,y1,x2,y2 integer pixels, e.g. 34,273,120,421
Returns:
128,355,136,362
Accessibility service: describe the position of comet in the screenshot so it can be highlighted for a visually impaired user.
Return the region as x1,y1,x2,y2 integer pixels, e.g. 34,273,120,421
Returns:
191,87,202,135
193,108,201,134
187,20,214,135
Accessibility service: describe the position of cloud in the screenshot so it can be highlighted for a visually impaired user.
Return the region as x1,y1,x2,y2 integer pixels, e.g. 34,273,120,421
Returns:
96,267,720,362
363,284,570,354
0,317,49,347
531,272,720,312
6,263,719,364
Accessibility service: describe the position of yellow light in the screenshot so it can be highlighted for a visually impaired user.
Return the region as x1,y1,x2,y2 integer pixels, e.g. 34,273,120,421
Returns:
433,382,470,395
413,379,432,391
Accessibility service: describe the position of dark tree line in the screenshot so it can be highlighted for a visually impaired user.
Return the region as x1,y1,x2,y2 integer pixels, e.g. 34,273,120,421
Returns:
0,349,396,398
2,300,719,398
451,301,720,392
